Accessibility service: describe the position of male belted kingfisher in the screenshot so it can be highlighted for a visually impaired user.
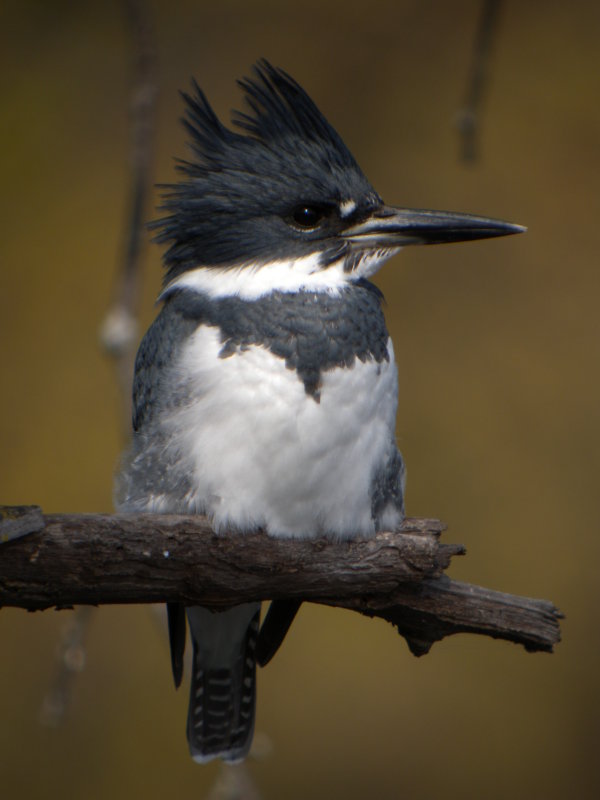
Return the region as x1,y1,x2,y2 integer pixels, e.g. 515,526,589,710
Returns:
116,60,523,763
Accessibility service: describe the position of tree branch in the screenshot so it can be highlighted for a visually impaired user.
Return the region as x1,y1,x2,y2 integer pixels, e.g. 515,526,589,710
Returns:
456,0,503,163
99,0,157,436
0,507,562,657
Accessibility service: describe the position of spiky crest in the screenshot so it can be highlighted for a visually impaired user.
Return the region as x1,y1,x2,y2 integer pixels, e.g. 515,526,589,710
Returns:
152,61,378,281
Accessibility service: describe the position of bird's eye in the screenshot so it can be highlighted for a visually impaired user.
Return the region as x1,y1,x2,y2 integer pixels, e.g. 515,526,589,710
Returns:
291,205,325,229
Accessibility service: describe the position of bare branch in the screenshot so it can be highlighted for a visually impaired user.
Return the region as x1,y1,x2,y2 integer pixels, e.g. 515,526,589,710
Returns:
38,606,94,727
99,0,158,434
0,504,44,543
456,0,503,163
61,0,158,728
0,509,562,657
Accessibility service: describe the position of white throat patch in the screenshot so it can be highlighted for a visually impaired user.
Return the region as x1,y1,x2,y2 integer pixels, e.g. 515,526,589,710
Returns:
160,254,345,301
160,248,401,301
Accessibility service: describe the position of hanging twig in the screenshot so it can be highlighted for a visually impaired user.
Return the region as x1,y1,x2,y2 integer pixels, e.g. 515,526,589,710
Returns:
38,606,95,727
99,0,158,432
456,0,503,163
41,0,158,728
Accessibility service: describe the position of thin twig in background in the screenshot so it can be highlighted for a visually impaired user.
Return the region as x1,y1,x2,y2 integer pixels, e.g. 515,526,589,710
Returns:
40,0,157,728
456,0,503,163
38,607,94,727
100,0,158,434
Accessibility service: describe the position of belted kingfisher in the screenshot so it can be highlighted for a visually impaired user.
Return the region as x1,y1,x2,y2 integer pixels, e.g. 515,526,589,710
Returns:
116,60,523,763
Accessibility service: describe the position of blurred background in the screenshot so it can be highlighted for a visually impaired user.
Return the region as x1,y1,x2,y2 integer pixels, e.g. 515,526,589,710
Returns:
1,1,599,798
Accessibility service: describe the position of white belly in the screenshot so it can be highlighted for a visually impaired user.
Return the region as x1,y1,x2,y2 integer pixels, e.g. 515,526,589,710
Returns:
163,326,399,538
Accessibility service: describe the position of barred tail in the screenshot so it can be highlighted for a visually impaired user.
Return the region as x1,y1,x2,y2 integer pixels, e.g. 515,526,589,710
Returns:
186,603,261,764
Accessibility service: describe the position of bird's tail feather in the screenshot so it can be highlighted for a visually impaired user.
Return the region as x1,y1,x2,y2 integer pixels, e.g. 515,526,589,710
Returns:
186,603,261,764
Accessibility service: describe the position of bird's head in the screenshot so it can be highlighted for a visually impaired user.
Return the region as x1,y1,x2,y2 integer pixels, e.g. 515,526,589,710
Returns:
154,60,523,299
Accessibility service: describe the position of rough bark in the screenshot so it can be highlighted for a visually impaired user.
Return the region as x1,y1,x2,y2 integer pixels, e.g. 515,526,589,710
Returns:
0,507,562,656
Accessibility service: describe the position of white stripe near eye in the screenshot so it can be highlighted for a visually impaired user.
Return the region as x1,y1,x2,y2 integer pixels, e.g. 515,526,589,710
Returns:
340,199,357,217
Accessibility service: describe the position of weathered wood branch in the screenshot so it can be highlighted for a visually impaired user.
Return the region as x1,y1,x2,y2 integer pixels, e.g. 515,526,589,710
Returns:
0,507,562,657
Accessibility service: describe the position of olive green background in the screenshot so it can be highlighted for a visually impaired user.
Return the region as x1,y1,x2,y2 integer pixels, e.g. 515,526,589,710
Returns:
1,1,598,798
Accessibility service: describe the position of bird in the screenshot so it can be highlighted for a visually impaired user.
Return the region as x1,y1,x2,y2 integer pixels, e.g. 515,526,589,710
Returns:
115,59,524,764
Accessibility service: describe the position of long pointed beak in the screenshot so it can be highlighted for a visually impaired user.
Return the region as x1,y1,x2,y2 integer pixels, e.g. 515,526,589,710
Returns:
342,206,526,247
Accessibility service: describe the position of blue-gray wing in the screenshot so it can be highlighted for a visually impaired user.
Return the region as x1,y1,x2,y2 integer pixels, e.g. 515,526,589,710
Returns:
116,293,212,514
132,297,202,433
370,446,406,527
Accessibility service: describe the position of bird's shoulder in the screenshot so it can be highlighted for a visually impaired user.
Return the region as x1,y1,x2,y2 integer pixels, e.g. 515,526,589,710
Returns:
132,293,208,432
132,279,389,428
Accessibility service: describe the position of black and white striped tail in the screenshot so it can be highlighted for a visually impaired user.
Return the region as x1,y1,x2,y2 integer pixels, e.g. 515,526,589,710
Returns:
185,604,261,764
